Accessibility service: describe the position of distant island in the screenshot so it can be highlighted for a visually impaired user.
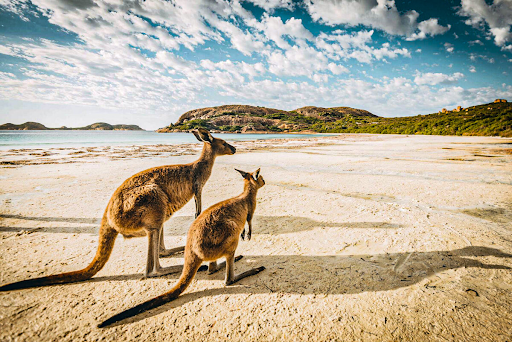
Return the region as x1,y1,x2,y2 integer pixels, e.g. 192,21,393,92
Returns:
157,99,511,137
0,122,144,131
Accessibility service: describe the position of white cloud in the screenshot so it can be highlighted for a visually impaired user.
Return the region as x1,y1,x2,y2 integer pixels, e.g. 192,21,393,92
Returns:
253,15,313,49
305,0,450,39
372,44,410,60
200,59,265,78
266,44,334,78
489,26,512,46
209,17,264,56
469,65,477,72
312,73,329,83
318,29,374,51
17,0,267,56
444,42,454,53
414,72,464,86
316,30,410,64
0,40,202,110
458,0,512,47
328,62,349,75
468,39,484,45
0,44,14,55
0,0,38,21
407,18,451,41
244,0,294,11
469,53,496,63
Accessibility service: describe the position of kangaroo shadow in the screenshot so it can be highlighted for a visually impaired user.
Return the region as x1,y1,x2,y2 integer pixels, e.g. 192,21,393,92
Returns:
0,226,102,234
163,215,405,236
0,214,404,235
0,214,99,224
101,246,511,326
0,214,100,234
253,216,404,234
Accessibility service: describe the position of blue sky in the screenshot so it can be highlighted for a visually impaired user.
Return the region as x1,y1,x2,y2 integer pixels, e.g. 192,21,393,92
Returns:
0,0,511,130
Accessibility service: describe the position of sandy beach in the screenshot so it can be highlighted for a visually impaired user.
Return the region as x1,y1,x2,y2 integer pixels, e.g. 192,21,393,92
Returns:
0,133,511,341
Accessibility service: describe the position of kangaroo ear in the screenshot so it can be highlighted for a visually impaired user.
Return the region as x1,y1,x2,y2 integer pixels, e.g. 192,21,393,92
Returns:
197,128,213,143
254,168,260,179
235,168,251,179
192,130,203,142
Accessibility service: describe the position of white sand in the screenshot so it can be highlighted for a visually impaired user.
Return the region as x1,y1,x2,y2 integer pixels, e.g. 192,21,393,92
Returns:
0,134,511,341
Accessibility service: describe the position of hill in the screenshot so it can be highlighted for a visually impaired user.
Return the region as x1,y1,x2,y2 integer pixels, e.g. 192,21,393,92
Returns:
157,104,377,133
1,122,143,131
157,101,511,137
0,122,49,130
62,123,144,131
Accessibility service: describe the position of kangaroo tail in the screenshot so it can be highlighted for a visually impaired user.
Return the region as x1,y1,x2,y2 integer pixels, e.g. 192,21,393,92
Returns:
0,220,118,291
98,252,202,328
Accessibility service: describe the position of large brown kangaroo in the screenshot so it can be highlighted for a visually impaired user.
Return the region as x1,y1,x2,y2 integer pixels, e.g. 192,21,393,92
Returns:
0,129,236,291
98,168,265,328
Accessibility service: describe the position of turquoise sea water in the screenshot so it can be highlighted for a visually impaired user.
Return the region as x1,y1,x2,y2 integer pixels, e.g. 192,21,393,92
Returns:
0,130,328,150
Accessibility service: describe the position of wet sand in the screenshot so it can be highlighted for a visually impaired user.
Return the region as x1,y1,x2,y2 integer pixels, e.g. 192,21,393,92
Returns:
0,134,511,341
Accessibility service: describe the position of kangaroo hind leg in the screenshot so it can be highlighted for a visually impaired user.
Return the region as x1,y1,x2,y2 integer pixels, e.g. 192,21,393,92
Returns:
224,253,265,286
207,256,244,275
159,228,185,257
145,228,183,278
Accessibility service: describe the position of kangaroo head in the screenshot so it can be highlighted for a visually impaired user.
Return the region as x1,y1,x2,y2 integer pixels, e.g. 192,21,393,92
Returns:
235,168,265,188
193,128,236,156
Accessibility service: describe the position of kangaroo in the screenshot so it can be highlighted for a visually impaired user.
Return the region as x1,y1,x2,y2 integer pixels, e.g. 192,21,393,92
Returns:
98,168,266,328
0,129,236,291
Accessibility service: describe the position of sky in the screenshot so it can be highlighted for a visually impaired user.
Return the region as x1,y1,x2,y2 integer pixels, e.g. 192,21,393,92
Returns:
0,0,511,130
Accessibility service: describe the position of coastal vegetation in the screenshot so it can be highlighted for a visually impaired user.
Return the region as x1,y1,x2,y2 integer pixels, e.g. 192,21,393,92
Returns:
158,101,511,137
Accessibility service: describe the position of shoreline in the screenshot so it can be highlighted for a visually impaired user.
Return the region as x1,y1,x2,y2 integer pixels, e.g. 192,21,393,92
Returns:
0,134,344,166
0,131,331,153
1,133,510,167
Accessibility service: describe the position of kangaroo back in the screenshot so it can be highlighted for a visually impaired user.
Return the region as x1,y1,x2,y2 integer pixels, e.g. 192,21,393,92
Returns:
0,220,118,291
98,251,202,328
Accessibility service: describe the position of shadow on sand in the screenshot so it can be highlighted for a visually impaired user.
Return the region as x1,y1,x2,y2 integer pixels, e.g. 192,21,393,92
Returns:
0,214,99,224
0,214,405,235
87,246,511,327
0,214,100,234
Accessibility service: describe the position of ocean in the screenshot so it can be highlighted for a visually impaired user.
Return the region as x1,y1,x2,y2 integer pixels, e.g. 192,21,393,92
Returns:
0,130,328,150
